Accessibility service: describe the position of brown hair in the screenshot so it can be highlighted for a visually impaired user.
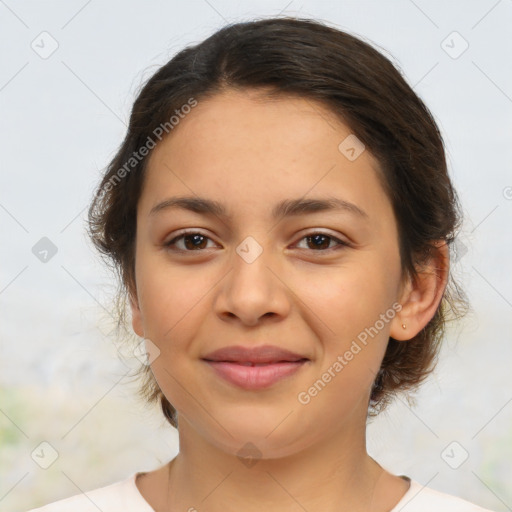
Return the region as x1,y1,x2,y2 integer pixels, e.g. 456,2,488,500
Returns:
87,16,467,428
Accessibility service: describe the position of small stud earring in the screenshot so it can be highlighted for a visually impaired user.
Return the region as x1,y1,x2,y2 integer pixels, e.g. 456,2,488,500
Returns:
401,324,407,329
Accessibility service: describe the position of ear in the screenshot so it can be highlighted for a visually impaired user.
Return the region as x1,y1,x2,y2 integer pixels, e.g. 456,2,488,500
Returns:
390,241,449,341
129,285,145,338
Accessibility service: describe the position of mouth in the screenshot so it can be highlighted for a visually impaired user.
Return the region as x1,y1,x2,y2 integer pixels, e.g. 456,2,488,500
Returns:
203,360,308,390
205,359,309,366
202,344,309,364
201,345,310,390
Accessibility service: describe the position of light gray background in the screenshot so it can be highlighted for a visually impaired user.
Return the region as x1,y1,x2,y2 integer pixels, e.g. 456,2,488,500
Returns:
1,1,511,510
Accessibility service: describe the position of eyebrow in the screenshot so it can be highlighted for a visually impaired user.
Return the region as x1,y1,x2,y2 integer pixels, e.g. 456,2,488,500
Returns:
149,195,368,220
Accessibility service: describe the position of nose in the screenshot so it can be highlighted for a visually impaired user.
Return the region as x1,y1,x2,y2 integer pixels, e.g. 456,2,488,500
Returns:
213,240,291,327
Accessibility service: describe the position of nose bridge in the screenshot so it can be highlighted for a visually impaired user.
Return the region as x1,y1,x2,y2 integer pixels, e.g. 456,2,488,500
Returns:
215,232,290,324
231,233,275,296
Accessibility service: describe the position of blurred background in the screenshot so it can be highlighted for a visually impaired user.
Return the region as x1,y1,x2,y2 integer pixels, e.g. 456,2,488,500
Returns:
1,0,511,510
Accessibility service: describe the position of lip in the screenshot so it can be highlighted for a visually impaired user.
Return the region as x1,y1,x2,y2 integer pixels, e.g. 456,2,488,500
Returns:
202,344,307,364
202,345,309,390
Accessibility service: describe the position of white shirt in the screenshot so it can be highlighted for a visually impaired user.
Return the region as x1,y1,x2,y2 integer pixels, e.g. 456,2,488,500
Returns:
26,473,495,512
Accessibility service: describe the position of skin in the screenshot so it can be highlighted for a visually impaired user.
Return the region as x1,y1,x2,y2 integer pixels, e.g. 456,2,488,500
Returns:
129,88,449,512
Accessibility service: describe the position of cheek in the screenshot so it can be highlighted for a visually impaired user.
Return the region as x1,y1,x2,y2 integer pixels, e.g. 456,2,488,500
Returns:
301,262,397,338
135,258,210,415
135,254,211,353
297,261,398,391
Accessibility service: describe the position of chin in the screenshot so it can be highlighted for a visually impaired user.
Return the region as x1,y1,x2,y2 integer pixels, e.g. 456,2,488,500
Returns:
197,405,316,460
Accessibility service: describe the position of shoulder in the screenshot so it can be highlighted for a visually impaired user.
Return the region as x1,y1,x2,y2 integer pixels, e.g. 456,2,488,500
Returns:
392,479,496,512
25,473,153,512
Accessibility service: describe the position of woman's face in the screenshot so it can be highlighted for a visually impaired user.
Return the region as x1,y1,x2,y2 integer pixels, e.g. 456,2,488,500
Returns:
131,88,408,457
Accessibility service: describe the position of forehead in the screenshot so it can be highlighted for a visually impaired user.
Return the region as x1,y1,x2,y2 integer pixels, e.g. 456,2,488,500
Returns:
139,89,393,226
149,88,355,164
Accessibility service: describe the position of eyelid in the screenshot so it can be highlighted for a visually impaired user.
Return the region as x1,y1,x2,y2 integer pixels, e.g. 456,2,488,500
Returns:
292,230,351,252
165,228,219,248
164,228,351,253
294,228,350,244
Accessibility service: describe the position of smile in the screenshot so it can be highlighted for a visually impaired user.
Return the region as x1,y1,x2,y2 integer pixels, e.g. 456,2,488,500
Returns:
203,359,308,390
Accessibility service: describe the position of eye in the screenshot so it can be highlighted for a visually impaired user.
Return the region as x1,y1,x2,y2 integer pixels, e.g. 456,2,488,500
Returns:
164,230,349,253
294,232,350,252
164,231,217,252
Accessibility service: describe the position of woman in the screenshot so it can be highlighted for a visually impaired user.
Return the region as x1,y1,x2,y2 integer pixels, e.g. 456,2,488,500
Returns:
28,16,494,512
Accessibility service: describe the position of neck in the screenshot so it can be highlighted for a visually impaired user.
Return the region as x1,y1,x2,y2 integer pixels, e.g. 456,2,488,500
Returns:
164,416,393,512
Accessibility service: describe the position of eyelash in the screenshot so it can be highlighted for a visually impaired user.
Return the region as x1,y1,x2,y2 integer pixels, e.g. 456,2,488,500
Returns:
163,230,350,254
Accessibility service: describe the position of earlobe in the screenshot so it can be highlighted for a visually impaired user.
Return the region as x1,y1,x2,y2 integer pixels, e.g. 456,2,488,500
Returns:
390,241,449,341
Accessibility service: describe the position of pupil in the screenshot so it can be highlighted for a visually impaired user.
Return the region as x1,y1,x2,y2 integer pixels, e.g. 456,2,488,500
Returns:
309,235,329,250
182,234,331,251
185,234,206,250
